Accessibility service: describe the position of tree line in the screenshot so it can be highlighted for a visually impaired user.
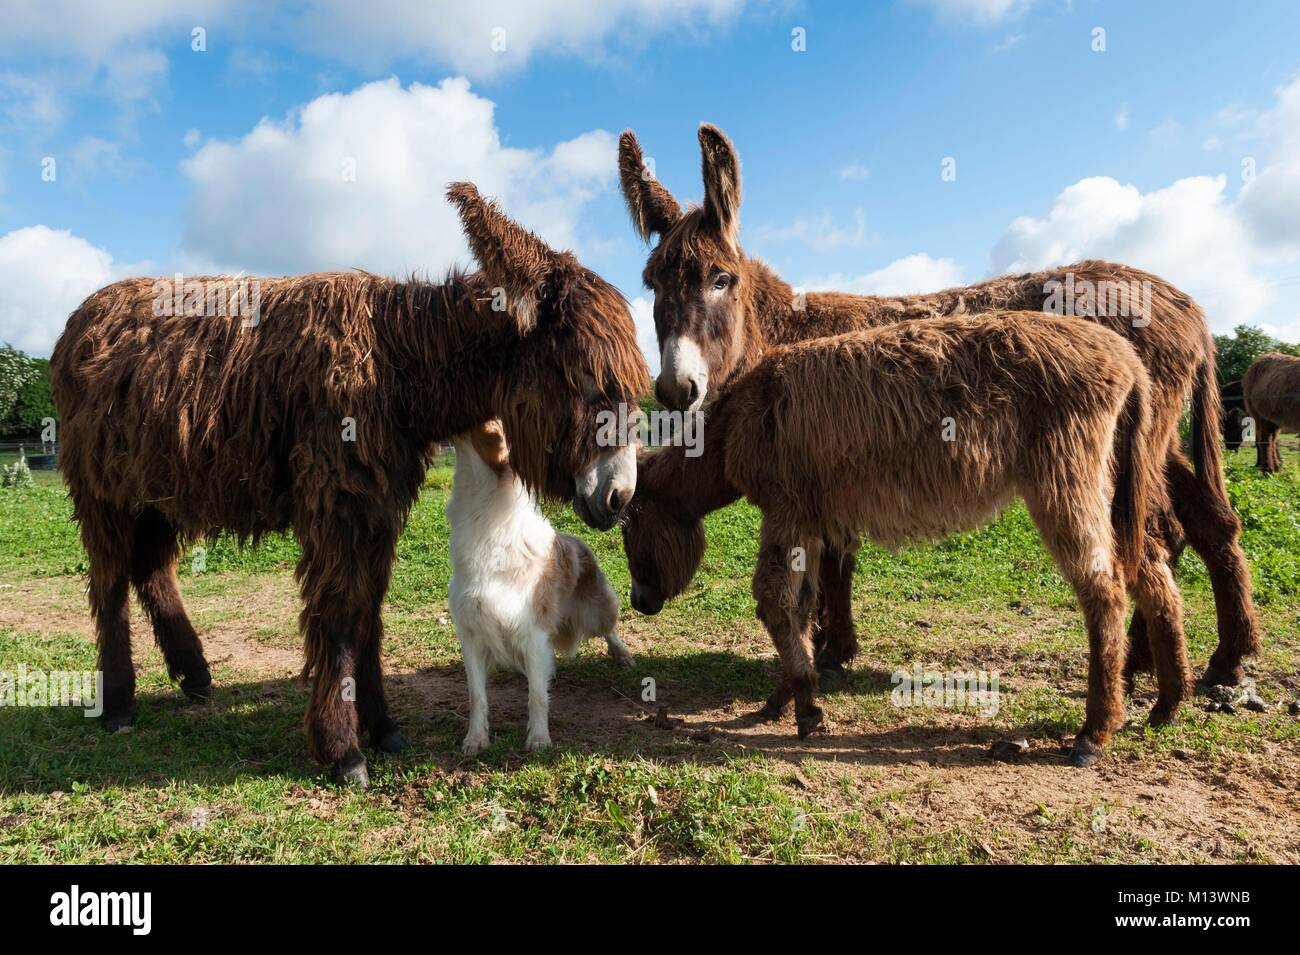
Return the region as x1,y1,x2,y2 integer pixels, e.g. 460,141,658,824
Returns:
0,345,55,440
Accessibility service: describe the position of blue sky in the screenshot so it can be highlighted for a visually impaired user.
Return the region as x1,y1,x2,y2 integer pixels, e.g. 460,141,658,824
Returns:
3,0,1300,363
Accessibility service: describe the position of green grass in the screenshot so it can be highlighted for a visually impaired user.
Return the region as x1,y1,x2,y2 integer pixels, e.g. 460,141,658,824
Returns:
1,443,1298,863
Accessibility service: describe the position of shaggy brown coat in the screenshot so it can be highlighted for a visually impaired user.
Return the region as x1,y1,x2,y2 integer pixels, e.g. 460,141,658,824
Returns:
1242,352,1300,472
625,314,1190,764
618,123,1255,686
51,183,648,784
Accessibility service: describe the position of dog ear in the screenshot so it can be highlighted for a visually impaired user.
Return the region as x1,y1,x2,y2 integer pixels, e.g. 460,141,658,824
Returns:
468,419,510,473
698,123,742,253
619,130,682,243
447,181,557,333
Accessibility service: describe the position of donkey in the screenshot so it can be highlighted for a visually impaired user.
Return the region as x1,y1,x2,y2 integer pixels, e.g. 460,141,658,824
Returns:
1240,352,1300,472
448,419,631,756
50,182,649,786
618,124,1256,690
623,313,1192,766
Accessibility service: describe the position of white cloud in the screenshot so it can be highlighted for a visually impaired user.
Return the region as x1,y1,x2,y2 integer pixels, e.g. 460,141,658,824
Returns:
986,76,1300,338
1236,76,1300,254
0,226,128,356
989,175,1272,330
755,209,868,253
910,0,1034,26
0,1,746,96
180,77,617,276
1114,105,1128,131
802,253,962,296
289,0,745,77
835,161,871,181
630,295,660,375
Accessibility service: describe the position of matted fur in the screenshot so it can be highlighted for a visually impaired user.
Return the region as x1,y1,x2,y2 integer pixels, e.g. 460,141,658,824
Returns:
619,123,1257,685
1242,352,1300,472
51,183,648,782
625,314,1191,761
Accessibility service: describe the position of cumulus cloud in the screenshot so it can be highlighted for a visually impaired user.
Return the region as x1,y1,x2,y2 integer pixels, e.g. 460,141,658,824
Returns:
0,0,745,101
1237,76,1300,254
0,226,128,356
180,77,616,276
802,253,963,296
291,0,745,77
989,175,1272,329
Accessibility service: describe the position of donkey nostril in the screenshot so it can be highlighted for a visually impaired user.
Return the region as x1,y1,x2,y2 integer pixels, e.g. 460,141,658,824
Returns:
686,379,700,406
606,486,629,516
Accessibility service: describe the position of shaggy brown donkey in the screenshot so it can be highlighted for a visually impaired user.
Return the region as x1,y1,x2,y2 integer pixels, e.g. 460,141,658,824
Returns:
624,314,1191,766
1241,353,1300,472
51,183,649,786
618,123,1256,688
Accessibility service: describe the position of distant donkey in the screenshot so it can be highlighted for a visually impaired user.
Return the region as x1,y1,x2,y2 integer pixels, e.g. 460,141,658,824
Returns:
623,314,1191,767
1241,353,1300,472
617,122,1256,689
50,183,649,786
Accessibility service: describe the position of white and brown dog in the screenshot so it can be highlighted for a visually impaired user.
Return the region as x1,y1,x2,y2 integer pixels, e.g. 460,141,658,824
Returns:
448,420,633,755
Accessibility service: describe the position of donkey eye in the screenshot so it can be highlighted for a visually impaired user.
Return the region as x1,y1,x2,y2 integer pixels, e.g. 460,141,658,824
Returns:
711,273,731,291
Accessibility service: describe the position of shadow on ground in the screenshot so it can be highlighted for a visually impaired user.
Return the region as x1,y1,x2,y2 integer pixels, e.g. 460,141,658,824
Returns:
0,648,1088,794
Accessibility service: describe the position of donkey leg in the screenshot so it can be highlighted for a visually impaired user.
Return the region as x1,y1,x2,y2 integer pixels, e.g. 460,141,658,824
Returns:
1065,569,1129,766
296,532,370,786
1129,537,1191,727
1123,514,1185,692
130,508,211,702
1025,488,1127,767
814,542,859,690
753,524,824,738
76,498,136,730
351,542,405,754
1165,458,1259,687
1255,420,1281,472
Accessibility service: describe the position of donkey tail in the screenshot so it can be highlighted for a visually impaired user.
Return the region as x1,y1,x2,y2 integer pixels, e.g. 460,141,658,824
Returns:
1111,373,1154,588
1190,341,1229,501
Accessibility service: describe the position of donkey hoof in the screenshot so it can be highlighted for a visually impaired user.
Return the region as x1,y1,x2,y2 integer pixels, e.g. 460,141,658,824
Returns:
1147,706,1177,728
796,707,826,739
751,701,787,723
101,711,135,733
330,750,370,788
816,662,847,692
181,678,213,703
372,727,408,753
1198,664,1246,689
1066,738,1103,768
612,651,636,669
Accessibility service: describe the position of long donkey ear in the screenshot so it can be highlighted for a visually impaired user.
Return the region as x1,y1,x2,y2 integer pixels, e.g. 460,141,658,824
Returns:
698,123,741,252
447,181,555,333
619,130,682,243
